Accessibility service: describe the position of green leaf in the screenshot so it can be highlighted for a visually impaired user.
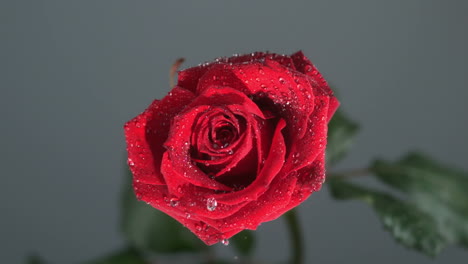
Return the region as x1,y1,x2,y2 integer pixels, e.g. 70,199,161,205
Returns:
326,110,359,166
230,230,255,256
371,152,468,250
25,255,46,264
121,169,205,253
85,248,146,264
328,178,446,256
199,261,232,264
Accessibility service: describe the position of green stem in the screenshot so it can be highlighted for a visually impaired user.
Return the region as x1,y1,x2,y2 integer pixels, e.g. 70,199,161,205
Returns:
285,209,303,264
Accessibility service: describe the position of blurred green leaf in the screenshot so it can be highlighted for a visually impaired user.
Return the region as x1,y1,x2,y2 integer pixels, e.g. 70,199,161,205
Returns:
200,261,232,264
328,178,446,256
26,255,46,264
85,248,146,264
372,152,468,250
230,230,255,256
326,110,359,166
121,169,205,253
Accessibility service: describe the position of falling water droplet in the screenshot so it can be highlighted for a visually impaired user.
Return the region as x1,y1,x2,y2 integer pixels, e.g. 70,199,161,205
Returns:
206,197,217,211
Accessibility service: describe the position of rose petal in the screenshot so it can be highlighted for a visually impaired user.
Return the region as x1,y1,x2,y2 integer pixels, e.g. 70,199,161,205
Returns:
222,52,296,69
263,152,326,222
170,182,249,220
213,119,287,205
188,86,265,119
290,51,334,96
125,87,196,186
133,181,182,216
283,96,330,174
177,52,296,94
161,151,232,192
198,172,298,233
134,181,243,245
327,96,340,122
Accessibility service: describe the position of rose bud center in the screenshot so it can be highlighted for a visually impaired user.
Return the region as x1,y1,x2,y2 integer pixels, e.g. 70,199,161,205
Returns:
212,124,238,149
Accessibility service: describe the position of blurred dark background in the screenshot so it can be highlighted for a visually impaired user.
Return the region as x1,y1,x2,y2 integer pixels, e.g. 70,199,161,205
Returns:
1,1,467,263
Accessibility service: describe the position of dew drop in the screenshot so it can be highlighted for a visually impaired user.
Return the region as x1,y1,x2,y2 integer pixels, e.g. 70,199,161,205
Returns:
170,198,179,207
206,197,217,211
128,158,135,167
221,239,229,246
207,173,215,180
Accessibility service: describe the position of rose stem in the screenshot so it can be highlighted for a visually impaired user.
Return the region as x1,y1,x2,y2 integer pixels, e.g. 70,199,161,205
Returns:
169,57,185,88
285,208,304,264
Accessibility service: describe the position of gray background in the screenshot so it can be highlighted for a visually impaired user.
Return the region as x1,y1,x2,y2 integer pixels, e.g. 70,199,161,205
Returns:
1,0,467,263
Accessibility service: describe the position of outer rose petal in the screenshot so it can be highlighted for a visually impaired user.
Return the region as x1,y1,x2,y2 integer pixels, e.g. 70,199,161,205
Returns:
125,87,196,186
263,152,326,222
198,172,298,234
177,52,295,94
290,51,332,96
282,96,330,174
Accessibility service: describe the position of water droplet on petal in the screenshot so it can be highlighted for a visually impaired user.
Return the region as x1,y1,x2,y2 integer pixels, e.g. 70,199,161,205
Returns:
170,198,179,207
221,239,229,246
207,173,215,180
207,197,217,211
128,158,135,167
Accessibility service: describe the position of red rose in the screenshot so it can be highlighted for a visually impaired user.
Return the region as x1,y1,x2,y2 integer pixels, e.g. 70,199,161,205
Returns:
124,51,339,245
